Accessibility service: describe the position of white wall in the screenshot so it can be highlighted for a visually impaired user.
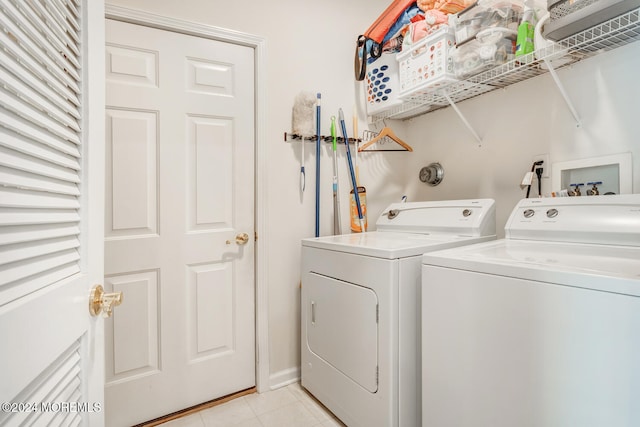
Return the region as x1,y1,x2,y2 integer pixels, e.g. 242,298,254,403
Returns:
106,0,640,389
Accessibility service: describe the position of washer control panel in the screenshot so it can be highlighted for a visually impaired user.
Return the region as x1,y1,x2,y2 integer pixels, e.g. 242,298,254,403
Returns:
506,195,640,245
522,208,559,219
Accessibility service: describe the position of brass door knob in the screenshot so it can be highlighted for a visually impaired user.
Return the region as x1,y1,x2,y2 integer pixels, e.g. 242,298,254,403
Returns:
89,285,123,318
235,232,249,245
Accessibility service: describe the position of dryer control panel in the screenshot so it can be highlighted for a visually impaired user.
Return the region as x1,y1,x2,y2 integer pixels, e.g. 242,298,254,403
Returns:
377,199,496,236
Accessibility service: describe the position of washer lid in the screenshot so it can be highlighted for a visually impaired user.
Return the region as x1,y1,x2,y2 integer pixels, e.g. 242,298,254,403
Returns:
303,231,495,259
422,239,640,296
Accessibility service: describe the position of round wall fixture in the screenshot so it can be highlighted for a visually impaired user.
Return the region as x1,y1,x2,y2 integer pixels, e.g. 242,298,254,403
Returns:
419,162,444,186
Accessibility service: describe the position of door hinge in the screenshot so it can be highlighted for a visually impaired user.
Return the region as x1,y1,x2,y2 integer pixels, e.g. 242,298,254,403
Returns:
376,304,379,323
376,366,379,385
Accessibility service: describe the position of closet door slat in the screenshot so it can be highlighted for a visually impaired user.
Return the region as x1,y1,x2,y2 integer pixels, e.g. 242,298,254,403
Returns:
10,0,81,69
29,0,80,45
0,147,79,183
0,48,81,120
1,87,81,144
3,1,81,81
1,128,81,171
0,209,80,227
0,108,81,155
0,13,80,95
0,66,80,132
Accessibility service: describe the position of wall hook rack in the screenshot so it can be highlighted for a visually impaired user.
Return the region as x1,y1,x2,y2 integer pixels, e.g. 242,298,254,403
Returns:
284,132,361,144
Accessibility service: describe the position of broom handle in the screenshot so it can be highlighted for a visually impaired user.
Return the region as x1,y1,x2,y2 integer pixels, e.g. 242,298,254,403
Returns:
338,109,364,229
315,94,321,238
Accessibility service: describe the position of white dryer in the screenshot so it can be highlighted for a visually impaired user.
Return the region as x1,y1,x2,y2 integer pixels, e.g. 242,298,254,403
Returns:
421,194,640,427
301,199,496,427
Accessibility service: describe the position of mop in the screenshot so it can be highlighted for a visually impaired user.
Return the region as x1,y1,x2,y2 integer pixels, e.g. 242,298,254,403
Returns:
338,108,365,233
292,92,317,194
315,93,321,237
331,116,342,235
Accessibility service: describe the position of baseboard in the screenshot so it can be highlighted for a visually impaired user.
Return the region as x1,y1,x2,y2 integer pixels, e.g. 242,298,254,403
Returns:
269,366,300,390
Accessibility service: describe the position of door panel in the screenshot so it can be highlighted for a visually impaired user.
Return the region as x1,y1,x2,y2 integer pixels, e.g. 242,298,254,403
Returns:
188,263,234,359
187,116,233,230
105,19,255,426
105,109,158,237
105,270,159,382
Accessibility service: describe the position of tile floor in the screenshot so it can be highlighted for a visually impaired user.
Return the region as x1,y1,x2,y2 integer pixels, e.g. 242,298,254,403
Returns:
160,382,346,427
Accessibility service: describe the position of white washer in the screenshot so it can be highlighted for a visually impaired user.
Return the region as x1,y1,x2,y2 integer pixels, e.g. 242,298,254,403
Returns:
301,199,496,427
421,194,640,427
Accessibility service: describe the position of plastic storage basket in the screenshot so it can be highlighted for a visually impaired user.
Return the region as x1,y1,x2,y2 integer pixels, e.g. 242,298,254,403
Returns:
451,27,517,78
364,53,403,115
449,0,523,44
397,26,458,99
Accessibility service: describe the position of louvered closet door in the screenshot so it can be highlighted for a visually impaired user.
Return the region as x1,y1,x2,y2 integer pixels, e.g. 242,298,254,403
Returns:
0,1,105,426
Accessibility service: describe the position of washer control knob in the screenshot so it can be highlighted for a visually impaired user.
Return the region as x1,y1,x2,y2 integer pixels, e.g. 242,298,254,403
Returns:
523,209,535,218
546,208,559,218
462,209,472,217
388,209,400,219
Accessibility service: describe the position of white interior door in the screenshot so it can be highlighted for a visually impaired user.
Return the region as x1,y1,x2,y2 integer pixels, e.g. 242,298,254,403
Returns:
104,19,256,426
0,1,105,426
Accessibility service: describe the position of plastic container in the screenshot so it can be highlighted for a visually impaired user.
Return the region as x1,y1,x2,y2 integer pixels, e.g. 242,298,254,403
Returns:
515,0,536,59
364,53,403,115
451,27,517,78
397,26,458,99
449,0,524,44
350,186,367,232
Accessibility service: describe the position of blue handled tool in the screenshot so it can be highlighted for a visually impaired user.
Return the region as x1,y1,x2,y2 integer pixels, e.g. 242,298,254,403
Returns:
338,108,364,232
315,93,321,237
331,116,342,235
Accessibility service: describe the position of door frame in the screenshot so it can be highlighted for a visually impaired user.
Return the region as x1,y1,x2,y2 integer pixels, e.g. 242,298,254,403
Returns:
104,4,270,394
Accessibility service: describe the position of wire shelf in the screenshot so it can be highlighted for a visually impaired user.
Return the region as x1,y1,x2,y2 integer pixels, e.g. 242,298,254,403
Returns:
372,7,640,122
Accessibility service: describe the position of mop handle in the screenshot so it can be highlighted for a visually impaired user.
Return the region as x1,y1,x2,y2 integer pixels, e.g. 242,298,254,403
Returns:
331,116,337,153
338,109,363,222
315,93,321,238
331,116,342,235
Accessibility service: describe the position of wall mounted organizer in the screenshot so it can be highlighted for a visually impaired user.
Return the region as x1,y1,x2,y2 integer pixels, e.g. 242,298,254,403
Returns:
284,132,360,144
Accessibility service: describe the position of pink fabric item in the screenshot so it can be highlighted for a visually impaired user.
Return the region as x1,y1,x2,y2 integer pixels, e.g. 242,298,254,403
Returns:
424,9,448,25
412,21,429,42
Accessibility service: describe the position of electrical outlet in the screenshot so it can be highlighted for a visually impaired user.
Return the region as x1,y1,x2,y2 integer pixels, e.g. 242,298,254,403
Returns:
532,153,550,178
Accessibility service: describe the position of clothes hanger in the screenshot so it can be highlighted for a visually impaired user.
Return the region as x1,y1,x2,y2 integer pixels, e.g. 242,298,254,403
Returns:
358,125,413,152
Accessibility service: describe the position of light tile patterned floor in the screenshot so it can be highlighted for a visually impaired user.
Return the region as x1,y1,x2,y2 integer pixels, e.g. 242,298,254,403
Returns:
160,383,346,427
